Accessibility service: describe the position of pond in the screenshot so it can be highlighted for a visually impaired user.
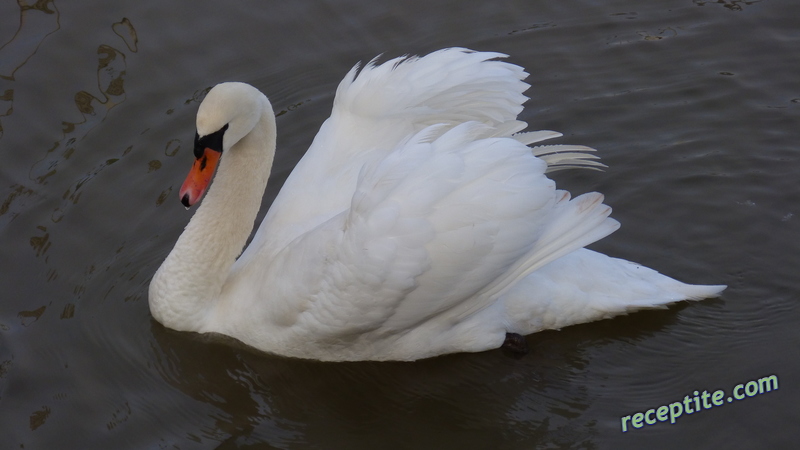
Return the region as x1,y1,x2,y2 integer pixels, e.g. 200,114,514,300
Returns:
1,0,798,448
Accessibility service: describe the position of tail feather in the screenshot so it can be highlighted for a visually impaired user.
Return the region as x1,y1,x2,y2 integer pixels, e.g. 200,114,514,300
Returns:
670,282,727,301
498,248,726,334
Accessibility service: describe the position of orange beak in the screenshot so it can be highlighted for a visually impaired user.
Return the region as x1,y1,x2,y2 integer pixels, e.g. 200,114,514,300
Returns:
179,147,221,208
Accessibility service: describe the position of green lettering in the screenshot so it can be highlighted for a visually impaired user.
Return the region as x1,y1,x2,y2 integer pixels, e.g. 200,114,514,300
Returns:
632,412,644,428
733,384,745,400
701,390,712,409
621,415,631,432
644,409,656,425
683,395,694,414
669,402,683,424
758,375,778,393
712,390,724,406
656,405,669,421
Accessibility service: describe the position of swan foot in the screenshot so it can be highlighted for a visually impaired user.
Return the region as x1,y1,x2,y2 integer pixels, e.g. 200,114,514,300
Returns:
501,332,529,358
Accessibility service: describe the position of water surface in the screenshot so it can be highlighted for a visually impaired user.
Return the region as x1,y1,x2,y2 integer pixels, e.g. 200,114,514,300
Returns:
1,0,799,448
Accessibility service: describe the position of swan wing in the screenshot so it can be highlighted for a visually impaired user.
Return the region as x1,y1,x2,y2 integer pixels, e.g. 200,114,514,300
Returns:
241,48,541,261
220,122,617,360
216,48,620,359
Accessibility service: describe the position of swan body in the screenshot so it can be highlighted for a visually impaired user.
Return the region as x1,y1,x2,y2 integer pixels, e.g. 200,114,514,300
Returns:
149,48,725,361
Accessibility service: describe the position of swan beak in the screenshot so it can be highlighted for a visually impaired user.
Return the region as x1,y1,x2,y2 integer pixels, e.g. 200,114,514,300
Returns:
179,148,221,208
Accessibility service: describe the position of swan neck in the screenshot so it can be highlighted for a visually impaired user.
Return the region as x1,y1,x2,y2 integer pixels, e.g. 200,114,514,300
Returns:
149,95,276,330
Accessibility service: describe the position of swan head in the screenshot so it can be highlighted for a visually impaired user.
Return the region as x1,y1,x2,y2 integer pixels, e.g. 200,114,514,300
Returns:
196,82,266,148
180,82,269,207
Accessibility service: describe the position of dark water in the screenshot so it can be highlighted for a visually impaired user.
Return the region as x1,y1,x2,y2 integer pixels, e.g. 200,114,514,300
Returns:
1,0,799,448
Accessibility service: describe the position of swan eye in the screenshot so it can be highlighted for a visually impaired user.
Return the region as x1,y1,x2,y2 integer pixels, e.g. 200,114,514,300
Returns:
194,123,229,158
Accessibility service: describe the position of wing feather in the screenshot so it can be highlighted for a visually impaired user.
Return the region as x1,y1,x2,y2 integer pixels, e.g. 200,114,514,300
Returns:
239,49,533,261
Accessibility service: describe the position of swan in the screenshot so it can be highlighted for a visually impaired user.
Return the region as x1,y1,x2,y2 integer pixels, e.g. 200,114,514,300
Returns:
149,48,725,361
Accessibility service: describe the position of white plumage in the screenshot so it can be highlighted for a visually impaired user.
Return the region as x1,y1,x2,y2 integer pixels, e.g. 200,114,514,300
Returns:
149,48,725,361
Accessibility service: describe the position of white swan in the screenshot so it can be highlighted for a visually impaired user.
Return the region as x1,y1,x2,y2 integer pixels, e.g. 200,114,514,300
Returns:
149,48,725,361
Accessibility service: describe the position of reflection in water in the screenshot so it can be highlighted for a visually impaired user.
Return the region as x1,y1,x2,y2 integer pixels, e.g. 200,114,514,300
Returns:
0,0,61,81
150,324,299,447
1,14,141,243
0,185,34,225
105,401,132,431
0,88,11,138
29,405,51,431
0,13,153,405
692,0,763,12
0,2,138,221
146,299,690,447
112,18,138,53
1,18,142,329
18,305,46,326
0,0,61,139
29,224,51,256
147,319,653,447
60,302,75,319
30,43,130,190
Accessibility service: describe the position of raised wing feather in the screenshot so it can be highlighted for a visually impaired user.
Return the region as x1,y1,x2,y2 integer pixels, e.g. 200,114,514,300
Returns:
239,48,536,262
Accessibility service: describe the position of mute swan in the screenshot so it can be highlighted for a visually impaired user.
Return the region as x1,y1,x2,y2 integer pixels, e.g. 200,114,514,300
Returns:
149,48,725,361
